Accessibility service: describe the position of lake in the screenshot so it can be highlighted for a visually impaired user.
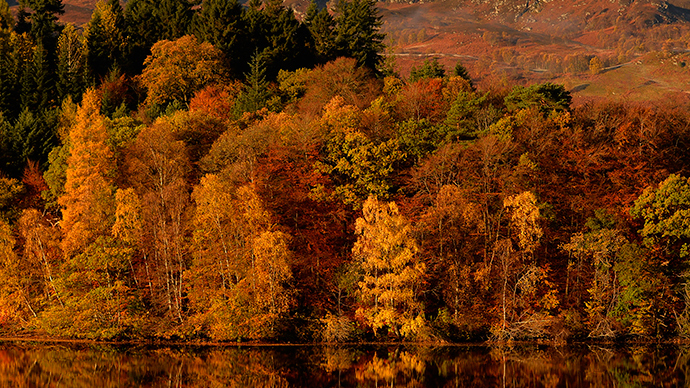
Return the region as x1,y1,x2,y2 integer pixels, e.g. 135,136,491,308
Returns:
0,341,687,387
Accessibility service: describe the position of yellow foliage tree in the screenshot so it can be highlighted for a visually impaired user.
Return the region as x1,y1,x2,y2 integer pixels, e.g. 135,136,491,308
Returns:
189,179,294,340
504,191,543,256
353,196,426,338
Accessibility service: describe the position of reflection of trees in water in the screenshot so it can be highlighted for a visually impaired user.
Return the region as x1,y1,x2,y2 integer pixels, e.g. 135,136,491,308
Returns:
354,349,426,387
0,343,688,387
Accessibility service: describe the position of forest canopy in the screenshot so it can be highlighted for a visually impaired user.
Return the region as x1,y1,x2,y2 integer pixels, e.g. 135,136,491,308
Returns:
1,0,690,343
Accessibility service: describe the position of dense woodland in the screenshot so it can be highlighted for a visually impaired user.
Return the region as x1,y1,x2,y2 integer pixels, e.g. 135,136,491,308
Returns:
0,0,690,343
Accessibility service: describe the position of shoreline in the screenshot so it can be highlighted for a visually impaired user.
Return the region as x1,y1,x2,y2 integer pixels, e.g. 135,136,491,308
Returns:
1,336,687,348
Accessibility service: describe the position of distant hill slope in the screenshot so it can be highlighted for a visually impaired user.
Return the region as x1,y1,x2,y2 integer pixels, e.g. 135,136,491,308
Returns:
456,0,690,34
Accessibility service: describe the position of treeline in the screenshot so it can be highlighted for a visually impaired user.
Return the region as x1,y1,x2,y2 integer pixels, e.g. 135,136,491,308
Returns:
0,0,384,177
1,1,690,343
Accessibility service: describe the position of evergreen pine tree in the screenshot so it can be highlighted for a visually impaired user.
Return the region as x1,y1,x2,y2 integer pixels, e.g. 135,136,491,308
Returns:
19,0,64,51
334,0,384,71
123,0,158,74
305,0,336,65
453,62,473,88
193,0,245,77
85,0,126,81
235,51,271,114
241,0,268,74
156,0,197,40
409,57,445,82
262,0,309,77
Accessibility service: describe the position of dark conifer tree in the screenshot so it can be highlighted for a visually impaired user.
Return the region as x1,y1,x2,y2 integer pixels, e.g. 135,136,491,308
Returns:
193,0,245,77
262,0,310,77
242,0,268,73
85,0,126,81
19,0,64,51
123,0,159,74
235,51,271,114
334,0,384,71
156,0,197,40
0,46,22,118
305,0,336,65
29,44,55,112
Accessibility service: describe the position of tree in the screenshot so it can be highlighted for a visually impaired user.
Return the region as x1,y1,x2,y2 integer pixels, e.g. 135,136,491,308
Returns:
189,178,294,340
84,0,126,81
562,223,627,337
193,0,245,76
631,174,690,259
56,24,88,102
408,57,445,83
0,0,13,31
260,0,310,77
140,35,227,108
58,89,115,258
334,0,385,71
0,217,22,325
589,56,603,75
155,0,196,41
353,196,426,338
315,96,403,207
19,0,64,51
123,0,158,74
21,43,56,113
235,51,271,115
504,82,571,115
304,0,336,65
453,62,473,88
0,31,34,119
125,118,190,324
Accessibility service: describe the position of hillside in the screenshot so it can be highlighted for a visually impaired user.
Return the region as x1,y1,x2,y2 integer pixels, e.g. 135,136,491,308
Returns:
379,0,690,102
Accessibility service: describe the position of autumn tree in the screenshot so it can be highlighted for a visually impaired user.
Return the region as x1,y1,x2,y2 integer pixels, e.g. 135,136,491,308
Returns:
298,57,381,115
125,117,190,325
140,35,227,109
189,177,293,340
314,96,403,207
491,191,557,341
631,174,690,336
353,196,426,338
0,218,20,326
562,213,627,337
631,174,690,260
58,89,115,258
0,0,12,31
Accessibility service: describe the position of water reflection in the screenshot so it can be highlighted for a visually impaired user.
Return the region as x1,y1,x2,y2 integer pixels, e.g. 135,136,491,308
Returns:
0,341,687,387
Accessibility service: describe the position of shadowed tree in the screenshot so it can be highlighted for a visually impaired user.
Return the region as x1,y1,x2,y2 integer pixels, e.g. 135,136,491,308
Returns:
334,0,385,71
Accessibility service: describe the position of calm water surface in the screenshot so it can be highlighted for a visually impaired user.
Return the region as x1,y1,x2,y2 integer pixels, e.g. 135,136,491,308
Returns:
0,341,687,387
